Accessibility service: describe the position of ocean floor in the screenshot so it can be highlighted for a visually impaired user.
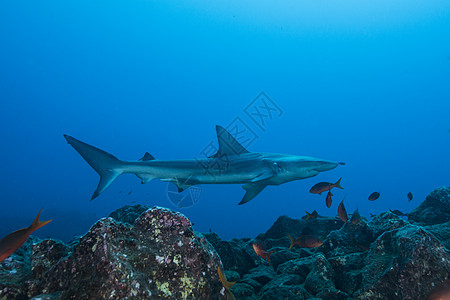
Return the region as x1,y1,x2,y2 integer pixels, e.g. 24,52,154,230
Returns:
1,187,449,299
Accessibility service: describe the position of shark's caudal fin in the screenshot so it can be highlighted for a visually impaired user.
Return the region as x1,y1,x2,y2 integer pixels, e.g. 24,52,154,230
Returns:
64,135,123,200
209,125,250,158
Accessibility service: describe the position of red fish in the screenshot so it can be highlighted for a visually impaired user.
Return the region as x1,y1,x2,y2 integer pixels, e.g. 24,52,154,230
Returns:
350,207,361,225
426,279,450,300
368,192,380,201
338,200,348,223
326,189,333,208
304,210,318,221
0,209,51,262
288,235,323,250
218,266,236,300
252,241,274,265
310,178,343,195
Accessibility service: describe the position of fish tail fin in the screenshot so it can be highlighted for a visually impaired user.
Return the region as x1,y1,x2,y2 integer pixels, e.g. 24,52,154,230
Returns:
305,211,311,221
64,135,124,200
288,235,295,250
267,250,274,266
29,209,51,233
335,177,344,189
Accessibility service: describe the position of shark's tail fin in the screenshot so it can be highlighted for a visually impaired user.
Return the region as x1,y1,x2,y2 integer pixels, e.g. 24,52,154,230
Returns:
64,135,123,200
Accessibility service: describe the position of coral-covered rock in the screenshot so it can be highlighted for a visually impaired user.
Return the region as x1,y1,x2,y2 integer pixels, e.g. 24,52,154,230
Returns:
354,224,450,299
108,204,151,224
257,274,311,299
1,207,224,300
328,252,365,295
303,253,336,296
408,186,450,225
30,239,71,280
38,207,223,299
204,233,257,276
257,215,343,241
424,222,450,249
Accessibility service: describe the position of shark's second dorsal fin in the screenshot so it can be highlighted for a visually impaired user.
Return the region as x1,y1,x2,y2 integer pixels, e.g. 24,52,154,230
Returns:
210,125,249,158
139,152,155,161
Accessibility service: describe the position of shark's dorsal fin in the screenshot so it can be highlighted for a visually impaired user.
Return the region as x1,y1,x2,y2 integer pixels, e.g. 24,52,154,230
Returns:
210,125,249,158
139,152,155,161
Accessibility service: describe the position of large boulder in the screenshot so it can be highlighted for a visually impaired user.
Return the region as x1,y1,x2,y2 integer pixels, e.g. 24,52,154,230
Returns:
354,224,450,299
0,207,225,300
408,186,450,225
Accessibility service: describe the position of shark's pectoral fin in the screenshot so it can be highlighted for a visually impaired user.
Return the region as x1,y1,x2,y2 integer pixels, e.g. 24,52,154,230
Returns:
250,169,276,183
239,184,267,205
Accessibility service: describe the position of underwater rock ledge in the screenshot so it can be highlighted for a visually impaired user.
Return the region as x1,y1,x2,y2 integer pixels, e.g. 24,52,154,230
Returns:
0,206,224,300
1,186,450,299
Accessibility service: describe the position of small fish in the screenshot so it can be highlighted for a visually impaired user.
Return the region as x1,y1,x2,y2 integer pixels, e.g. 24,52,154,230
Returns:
131,201,136,204
217,266,236,300
0,209,51,262
407,192,413,202
426,279,450,300
389,209,406,216
350,207,361,225
350,236,368,252
310,178,343,195
370,213,376,218
368,192,380,201
288,235,323,250
326,189,333,208
338,162,346,165
128,190,132,195
304,210,318,221
338,200,348,223
252,241,274,265
118,190,122,194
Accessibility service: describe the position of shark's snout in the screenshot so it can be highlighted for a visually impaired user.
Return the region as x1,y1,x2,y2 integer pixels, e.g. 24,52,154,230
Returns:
315,160,339,172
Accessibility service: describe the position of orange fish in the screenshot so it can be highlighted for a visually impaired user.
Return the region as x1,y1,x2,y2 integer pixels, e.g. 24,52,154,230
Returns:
0,209,51,262
338,200,348,223
350,207,361,224
288,235,323,250
426,279,450,300
310,178,343,195
304,210,318,221
218,266,236,300
252,241,274,265
326,189,333,208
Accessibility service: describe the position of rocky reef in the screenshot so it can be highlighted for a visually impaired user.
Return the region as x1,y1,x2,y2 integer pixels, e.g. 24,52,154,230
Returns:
0,206,224,299
1,187,450,299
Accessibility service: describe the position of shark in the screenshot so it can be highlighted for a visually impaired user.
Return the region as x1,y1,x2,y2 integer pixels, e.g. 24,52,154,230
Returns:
64,125,340,205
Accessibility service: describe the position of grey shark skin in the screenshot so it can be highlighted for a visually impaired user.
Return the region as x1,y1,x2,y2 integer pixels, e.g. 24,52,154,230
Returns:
64,125,339,205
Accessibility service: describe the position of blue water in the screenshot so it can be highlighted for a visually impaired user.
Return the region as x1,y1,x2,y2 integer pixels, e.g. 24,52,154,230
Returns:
1,0,449,242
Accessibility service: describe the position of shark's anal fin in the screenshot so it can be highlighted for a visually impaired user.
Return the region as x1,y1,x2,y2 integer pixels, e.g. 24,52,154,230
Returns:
239,184,267,205
139,152,155,161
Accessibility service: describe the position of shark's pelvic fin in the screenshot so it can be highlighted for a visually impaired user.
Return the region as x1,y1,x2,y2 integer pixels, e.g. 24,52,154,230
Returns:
139,152,155,161
210,125,250,158
239,184,267,205
64,135,123,200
